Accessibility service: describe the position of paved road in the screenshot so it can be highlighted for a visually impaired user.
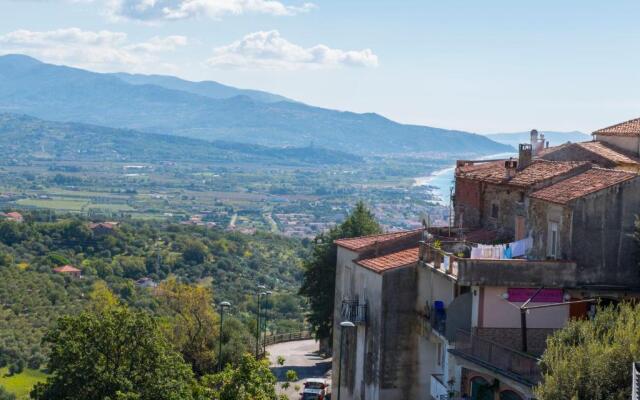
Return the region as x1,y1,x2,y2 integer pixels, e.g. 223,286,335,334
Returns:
268,339,332,399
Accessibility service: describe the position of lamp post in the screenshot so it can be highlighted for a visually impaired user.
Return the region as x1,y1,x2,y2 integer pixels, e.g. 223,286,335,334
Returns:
262,291,272,356
217,301,231,372
255,285,266,358
337,321,355,400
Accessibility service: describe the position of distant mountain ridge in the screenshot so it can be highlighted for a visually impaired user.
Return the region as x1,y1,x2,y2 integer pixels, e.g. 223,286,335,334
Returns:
0,113,362,166
0,54,513,156
486,131,591,148
113,72,291,103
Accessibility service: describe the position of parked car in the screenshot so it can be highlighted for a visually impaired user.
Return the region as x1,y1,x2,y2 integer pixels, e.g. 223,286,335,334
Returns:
300,378,330,400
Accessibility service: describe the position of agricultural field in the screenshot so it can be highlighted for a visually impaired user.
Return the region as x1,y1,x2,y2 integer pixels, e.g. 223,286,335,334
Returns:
0,368,47,399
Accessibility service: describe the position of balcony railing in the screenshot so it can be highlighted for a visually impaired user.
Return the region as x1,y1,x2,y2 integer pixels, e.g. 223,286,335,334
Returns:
341,299,367,325
419,241,578,287
451,330,541,386
430,374,449,400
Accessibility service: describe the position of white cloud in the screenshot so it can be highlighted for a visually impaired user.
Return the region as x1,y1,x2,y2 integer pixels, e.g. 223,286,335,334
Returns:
206,30,378,70
106,0,315,21
0,28,187,73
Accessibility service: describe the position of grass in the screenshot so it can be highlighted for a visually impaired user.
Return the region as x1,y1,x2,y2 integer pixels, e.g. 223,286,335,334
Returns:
0,368,47,399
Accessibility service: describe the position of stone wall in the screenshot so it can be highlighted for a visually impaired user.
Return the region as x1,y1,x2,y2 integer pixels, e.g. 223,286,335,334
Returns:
570,176,640,286
474,327,556,356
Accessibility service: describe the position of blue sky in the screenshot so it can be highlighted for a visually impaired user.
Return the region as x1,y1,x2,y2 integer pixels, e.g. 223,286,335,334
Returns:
1,0,640,133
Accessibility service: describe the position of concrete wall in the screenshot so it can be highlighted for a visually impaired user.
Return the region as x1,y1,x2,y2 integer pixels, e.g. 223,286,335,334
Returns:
569,177,640,286
595,134,640,155
333,247,384,400
458,259,578,288
479,286,569,329
379,265,421,399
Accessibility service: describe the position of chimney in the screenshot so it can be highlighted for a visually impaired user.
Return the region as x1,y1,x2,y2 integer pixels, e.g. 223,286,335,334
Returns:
530,129,539,146
504,158,518,179
518,144,532,170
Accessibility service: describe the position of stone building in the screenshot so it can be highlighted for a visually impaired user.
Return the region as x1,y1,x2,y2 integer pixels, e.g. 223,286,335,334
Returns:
332,117,640,400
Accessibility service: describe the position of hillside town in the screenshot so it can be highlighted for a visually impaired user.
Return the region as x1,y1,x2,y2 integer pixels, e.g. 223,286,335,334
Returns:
332,117,640,400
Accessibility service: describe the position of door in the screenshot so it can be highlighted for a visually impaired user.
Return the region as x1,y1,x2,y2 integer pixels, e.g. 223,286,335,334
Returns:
471,377,494,400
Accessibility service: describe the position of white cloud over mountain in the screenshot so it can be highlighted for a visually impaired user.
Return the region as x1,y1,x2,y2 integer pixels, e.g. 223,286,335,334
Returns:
0,28,187,73
106,0,315,21
206,30,379,70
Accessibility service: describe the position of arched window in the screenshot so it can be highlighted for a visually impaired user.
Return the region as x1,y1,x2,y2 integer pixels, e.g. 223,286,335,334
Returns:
470,377,493,400
500,389,524,400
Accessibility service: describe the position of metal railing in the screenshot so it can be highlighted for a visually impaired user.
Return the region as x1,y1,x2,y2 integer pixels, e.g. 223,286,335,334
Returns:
341,299,367,325
430,374,449,400
453,330,541,385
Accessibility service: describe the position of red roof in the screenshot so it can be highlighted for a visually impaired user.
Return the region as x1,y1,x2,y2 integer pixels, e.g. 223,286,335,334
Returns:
53,265,81,273
593,118,640,137
334,229,422,251
5,212,23,220
530,168,637,205
356,247,419,273
456,159,589,188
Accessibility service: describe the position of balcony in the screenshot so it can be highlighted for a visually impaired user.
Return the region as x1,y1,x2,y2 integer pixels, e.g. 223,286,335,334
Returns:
430,374,449,400
341,299,367,325
450,330,541,386
419,241,578,288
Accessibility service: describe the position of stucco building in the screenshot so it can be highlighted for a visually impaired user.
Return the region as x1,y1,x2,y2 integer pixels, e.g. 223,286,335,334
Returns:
332,117,640,400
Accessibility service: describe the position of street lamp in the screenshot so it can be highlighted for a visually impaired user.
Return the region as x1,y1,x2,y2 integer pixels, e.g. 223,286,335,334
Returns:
262,291,272,356
255,285,266,358
217,301,231,372
337,321,356,400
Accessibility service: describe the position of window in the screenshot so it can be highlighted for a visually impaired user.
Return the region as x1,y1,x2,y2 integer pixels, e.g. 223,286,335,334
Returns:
491,203,499,219
548,222,559,258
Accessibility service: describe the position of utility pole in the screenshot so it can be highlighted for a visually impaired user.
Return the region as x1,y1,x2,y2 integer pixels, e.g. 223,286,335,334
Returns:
217,301,231,372
255,285,266,358
262,291,272,356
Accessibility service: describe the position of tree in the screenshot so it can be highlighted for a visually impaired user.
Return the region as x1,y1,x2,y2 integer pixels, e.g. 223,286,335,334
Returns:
30,306,195,400
200,353,279,400
156,278,219,376
536,302,640,400
299,201,382,341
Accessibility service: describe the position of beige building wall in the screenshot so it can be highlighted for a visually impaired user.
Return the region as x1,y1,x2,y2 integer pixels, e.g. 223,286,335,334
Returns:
595,134,640,155
480,286,569,329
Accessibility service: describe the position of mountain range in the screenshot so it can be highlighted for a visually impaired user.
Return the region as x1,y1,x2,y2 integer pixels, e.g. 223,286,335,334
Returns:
0,54,512,156
0,113,362,166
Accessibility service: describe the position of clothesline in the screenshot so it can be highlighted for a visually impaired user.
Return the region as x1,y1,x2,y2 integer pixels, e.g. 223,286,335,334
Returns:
469,237,533,260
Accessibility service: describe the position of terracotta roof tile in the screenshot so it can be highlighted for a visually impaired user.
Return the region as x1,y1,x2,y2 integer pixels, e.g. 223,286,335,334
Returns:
530,168,637,205
334,229,422,251
593,118,640,137
53,265,81,273
356,247,419,273
456,159,588,188
539,141,640,165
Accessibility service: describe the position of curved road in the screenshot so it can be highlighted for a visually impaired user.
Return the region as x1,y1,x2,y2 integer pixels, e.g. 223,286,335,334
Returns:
268,339,332,399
